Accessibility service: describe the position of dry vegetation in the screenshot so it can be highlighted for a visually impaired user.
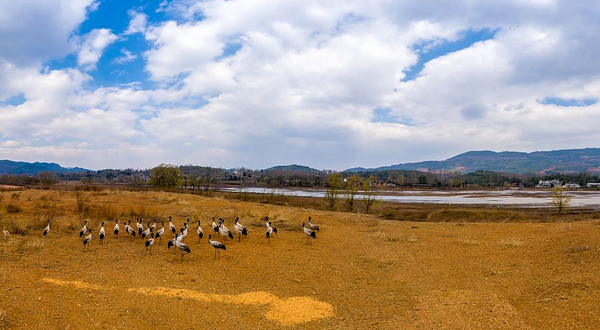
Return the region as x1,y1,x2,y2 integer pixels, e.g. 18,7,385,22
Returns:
1,188,600,329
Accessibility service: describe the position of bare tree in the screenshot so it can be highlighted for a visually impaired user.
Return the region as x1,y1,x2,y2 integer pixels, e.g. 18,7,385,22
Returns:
552,187,571,214
38,172,58,186
345,175,360,211
202,173,212,191
324,173,343,210
362,175,378,214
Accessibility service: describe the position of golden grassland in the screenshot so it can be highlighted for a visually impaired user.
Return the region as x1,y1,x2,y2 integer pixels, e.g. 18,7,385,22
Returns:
1,188,600,329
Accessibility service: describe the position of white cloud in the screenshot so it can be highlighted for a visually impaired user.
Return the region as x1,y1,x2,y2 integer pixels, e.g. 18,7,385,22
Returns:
0,0,95,66
3,0,600,170
113,49,138,64
134,0,600,169
77,29,118,71
125,10,147,35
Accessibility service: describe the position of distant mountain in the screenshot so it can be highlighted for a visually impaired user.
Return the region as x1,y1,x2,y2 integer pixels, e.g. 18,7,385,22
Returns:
345,148,600,175
0,160,90,175
264,164,321,174
345,167,368,172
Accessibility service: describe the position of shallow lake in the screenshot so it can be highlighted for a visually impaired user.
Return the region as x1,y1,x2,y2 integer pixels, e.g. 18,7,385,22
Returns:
219,187,600,209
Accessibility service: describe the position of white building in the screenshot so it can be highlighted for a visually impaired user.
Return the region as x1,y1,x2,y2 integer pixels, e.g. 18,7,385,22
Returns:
536,179,562,188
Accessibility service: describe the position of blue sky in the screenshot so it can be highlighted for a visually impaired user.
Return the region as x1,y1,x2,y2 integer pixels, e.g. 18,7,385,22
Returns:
1,0,600,170
45,0,161,88
402,28,498,82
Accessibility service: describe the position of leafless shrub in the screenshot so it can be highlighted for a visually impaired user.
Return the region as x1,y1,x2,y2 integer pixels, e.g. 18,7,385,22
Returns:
5,204,20,214
75,191,89,215
94,204,119,221
564,245,589,254
22,237,47,251
128,205,151,220
3,218,26,235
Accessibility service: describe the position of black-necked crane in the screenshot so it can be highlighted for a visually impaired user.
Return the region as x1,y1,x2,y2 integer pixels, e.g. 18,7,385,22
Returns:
177,228,186,243
307,216,320,231
167,233,178,251
113,220,119,238
175,240,191,262
168,216,176,235
43,220,50,238
145,233,155,255
197,221,203,241
168,233,180,254
266,222,277,244
180,219,189,239
141,222,151,239
3,227,10,241
156,222,165,243
125,221,136,238
150,220,157,233
265,216,270,229
208,234,225,259
136,218,143,236
83,231,92,251
79,220,88,240
234,217,247,242
302,222,316,244
212,217,219,233
218,219,233,242
99,222,105,244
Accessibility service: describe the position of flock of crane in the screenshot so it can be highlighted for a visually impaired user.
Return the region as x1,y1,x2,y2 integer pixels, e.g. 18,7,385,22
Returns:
2,215,320,262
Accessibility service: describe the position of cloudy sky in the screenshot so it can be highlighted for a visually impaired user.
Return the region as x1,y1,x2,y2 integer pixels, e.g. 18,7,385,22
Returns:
0,0,599,170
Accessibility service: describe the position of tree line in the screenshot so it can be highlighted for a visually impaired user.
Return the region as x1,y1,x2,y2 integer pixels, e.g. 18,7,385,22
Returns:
2,165,599,190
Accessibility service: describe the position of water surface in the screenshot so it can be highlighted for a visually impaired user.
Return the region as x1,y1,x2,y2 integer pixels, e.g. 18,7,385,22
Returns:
219,187,600,209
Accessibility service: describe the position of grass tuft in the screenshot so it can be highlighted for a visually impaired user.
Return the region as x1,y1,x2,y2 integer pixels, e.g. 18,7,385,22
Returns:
564,245,590,254
456,238,480,245
0,310,8,330
499,238,525,248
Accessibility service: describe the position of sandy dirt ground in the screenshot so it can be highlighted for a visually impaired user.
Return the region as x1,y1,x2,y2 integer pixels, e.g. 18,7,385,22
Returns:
1,189,600,329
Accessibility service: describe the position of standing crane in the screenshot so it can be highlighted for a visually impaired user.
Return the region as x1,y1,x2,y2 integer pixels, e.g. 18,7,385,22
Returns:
302,222,316,244
113,220,119,238
208,234,226,259
79,220,88,240
99,222,105,244
234,217,247,242
83,231,92,251
43,220,50,238
197,221,203,241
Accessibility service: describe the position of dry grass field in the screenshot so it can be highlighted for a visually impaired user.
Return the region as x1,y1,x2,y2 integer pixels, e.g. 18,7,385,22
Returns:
2,188,600,329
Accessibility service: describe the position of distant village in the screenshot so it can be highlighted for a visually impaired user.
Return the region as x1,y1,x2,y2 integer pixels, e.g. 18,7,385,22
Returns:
536,179,600,189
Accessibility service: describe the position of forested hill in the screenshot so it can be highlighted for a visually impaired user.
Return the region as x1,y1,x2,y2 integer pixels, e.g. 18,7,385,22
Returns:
265,164,321,173
4,147,600,177
346,148,600,175
0,160,89,175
